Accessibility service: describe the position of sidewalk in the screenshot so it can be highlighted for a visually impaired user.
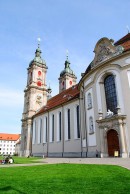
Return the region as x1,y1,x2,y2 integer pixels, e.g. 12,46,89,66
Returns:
0,158,130,170
42,157,130,170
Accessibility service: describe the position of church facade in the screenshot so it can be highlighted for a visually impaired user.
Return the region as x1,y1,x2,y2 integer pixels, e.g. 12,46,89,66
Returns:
21,33,130,158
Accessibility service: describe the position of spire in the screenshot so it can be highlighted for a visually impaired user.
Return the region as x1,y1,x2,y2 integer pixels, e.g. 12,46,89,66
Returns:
29,37,47,67
37,37,41,48
47,82,52,100
35,37,42,58
66,49,69,61
65,49,70,68
59,50,77,93
60,50,75,77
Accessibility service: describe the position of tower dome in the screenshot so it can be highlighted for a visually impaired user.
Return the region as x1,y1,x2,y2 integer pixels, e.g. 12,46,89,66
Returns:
59,53,77,93
29,44,47,67
60,57,75,77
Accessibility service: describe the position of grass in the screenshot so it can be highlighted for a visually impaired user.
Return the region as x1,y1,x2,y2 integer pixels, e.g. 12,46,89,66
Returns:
0,164,130,194
0,156,42,164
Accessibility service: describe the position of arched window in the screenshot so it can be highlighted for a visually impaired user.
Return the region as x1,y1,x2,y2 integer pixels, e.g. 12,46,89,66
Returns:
89,116,94,134
87,93,92,109
104,75,117,114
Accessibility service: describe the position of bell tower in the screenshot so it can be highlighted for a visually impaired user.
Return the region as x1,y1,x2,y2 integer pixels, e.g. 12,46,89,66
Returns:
59,51,77,93
21,41,48,156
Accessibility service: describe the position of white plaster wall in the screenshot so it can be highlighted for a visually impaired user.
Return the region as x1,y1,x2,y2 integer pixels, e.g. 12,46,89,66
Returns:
85,88,96,146
63,100,81,152
127,70,130,88
84,77,92,87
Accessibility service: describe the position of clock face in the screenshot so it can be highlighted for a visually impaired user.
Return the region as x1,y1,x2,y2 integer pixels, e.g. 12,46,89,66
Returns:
37,81,42,86
38,71,42,76
69,80,72,85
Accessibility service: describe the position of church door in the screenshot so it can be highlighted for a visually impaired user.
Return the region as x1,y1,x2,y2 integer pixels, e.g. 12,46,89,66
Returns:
107,129,120,157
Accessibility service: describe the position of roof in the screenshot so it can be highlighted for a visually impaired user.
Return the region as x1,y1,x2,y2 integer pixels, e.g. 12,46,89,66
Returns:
35,84,79,117
0,133,20,141
114,33,130,52
16,140,21,145
83,33,130,77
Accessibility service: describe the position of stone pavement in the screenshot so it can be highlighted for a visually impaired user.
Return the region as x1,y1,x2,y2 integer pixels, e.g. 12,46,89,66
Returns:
0,158,130,170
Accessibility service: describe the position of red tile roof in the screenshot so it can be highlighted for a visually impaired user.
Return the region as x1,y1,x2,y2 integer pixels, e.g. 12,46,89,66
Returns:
35,84,79,116
115,33,130,52
0,133,20,141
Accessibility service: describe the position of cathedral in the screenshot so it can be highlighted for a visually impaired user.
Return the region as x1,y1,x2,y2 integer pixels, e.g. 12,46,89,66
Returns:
21,33,130,158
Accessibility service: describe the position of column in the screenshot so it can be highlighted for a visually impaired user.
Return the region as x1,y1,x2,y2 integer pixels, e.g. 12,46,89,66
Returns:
119,120,127,158
26,119,32,157
100,128,105,158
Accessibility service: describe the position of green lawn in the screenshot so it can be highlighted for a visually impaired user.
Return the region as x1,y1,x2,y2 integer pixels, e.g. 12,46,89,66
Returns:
0,164,130,194
0,156,42,164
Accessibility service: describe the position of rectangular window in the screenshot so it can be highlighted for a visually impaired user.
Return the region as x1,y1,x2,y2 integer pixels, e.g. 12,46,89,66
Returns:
52,115,54,142
38,119,42,144
40,119,42,144
43,116,47,143
68,109,71,139
46,117,48,142
59,112,62,141
76,105,80,138
32,121,36,144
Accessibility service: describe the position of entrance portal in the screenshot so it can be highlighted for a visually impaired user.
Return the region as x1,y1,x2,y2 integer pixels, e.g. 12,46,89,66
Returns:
107,129,120,157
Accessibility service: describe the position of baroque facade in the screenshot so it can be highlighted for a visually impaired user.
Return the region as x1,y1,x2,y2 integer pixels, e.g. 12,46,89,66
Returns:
21,33,130,158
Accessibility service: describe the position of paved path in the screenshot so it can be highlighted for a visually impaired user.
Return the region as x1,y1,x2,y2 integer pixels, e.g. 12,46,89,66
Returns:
42,158,130,170
0,158,130,170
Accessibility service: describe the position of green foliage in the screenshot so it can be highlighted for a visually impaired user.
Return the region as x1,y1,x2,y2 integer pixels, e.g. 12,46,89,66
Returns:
0,164,130,194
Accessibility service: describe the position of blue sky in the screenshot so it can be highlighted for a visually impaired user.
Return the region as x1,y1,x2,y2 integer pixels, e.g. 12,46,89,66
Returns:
0,0,130,134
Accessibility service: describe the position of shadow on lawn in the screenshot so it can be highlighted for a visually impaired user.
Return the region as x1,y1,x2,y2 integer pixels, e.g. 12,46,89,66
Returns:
0,186,26,193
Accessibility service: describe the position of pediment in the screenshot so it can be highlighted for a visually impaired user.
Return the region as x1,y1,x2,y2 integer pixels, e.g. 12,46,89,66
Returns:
91,37,124,68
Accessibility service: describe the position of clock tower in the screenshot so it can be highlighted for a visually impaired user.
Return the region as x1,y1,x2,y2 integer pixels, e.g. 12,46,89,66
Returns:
21,43,48,156
59,54,77,93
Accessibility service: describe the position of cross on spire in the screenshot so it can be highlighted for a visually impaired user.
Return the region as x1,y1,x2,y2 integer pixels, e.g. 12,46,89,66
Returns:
66,49,69,60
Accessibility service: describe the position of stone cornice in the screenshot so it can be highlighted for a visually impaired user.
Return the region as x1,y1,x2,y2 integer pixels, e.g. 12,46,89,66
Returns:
79,50,130,89
96,114,126,124
24,85,47,92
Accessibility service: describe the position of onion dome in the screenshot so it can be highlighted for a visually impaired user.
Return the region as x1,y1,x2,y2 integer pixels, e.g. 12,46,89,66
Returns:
29,43,47,67
60,55,76,77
